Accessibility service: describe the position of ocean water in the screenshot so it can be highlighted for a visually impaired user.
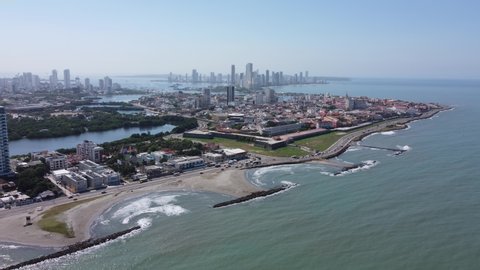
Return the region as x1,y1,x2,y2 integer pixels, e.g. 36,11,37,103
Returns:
3,78,480,269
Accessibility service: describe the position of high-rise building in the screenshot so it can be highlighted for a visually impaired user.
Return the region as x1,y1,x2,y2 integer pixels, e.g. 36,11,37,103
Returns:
230,65,235,85
192,69,199,83
104,76,113,92
209,72,216,83
64,69,71,89
202,88,211,108
75,77,81,88
0,107,12,177
245,63,253,89
49,70,58,90
99,79,105,90
226,86,235,105
84,78,91,91
265,88,276,104
265,70,270,86
76,140,104,163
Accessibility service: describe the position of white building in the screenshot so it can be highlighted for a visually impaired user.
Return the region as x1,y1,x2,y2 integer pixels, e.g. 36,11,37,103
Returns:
223,148,247,160
77,140,103,163
61,173,88,193
151,151,173,163
203,153,224,163
32,151,67,171
170,156,204,170
78,160,120,186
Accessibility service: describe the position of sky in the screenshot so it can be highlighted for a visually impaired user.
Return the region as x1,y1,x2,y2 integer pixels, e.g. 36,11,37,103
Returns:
0,0,479,79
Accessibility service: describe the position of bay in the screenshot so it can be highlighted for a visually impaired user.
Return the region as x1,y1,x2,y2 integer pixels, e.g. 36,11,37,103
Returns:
3,78,480,270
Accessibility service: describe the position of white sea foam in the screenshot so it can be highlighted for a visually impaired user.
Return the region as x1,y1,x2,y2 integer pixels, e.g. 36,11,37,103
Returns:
280,180,297,187
0,254,13,269
380,131,396,135
0,244,20,250
346,147,361,152
100,219,110,225
251,165,295,186
136,217,152,229
397,145,411,151
112,195,188,225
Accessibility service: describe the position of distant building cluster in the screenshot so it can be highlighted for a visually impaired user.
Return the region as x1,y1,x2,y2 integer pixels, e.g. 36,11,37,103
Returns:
168,62,326,90
0,68,121,94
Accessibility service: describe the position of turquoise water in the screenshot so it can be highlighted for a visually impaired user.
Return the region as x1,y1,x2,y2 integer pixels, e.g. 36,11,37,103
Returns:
3,79,480,269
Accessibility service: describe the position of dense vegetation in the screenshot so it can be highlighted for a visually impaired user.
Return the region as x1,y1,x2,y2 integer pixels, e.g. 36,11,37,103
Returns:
8,113,198,140
16,163,57,198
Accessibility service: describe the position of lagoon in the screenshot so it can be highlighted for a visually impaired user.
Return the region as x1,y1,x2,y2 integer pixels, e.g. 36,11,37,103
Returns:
9,124,175,156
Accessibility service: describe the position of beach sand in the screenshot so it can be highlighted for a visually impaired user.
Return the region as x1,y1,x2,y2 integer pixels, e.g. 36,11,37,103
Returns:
0,168,260,248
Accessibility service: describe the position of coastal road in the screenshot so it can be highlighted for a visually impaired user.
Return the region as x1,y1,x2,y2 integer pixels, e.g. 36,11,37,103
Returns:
318,109,443,159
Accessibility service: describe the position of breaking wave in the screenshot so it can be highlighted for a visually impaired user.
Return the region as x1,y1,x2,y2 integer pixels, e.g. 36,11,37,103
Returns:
346,146,362,152
397,145,411,151
251,165,295,186
380,131,396,135
0,244,20,250
112,194,188,225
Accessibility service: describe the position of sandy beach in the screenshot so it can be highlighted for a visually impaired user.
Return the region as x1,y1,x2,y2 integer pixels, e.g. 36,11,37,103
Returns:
0,168,260,248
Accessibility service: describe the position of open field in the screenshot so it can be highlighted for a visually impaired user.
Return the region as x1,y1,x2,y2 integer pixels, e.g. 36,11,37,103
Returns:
190,137,308,157
295,132,347,151
38,197,98,238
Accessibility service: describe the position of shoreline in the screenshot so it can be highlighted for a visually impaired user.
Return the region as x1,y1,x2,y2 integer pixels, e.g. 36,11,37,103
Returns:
0,168,260,249
0,106,450,251
245,106,450,169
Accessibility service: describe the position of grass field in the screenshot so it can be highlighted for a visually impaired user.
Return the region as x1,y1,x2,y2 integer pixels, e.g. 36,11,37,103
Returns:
191,137,308,157
38,197,98,238
294,132,348,151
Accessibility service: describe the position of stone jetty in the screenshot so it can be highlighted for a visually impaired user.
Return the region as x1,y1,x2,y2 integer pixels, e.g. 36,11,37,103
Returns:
2,226,141,270
213,186,288,208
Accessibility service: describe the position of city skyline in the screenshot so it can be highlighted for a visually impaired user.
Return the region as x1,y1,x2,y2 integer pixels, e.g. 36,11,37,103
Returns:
1,0,479,79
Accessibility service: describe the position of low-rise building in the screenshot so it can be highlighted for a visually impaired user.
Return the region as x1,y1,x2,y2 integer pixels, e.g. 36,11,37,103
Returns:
61,173,88,193
170,156,205,170
78,160,121,186
31,151,67,171
144,165,164,178
151,151,174,163
261,123,304,137
203,152,224,163
223,148,247,160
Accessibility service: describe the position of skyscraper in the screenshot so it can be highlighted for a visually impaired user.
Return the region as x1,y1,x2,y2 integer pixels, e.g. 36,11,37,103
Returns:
226,86,235,105
265,70,270,86
64,69,71,89
202,88,211,108
245,63,253,89
104,76,113,92
49,69,58,90
192,69,199,83
0,107,12,177
230,65,235,85
84,78,91,91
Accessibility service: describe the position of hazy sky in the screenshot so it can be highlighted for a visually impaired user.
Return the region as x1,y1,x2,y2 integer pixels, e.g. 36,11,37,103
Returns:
1,0,479,79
